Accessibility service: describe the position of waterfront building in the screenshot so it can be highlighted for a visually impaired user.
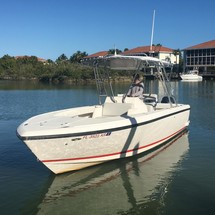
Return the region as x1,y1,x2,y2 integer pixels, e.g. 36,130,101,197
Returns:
121,45,179,65
15,55,47,64
183,39,215,74
83,51,109,60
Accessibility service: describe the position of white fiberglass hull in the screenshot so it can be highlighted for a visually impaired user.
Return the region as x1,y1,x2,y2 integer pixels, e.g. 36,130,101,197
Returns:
17,104,190,174
180,74,203,81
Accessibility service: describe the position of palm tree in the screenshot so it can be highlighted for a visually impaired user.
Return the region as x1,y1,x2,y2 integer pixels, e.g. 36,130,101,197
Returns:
70,51,88,63
108,49,122,55
173,49,180,64
173,49,181,73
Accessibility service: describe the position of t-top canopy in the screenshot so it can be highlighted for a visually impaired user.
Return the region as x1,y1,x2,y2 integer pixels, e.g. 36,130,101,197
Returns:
105,55,161,70
82,55,167,71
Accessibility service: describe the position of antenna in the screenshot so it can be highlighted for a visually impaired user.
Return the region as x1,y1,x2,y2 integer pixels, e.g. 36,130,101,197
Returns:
114,44,117,55
150,10,156,53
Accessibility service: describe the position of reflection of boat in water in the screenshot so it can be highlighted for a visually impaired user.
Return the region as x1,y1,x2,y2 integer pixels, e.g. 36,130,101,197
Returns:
37,132,189,215
180,70,203,81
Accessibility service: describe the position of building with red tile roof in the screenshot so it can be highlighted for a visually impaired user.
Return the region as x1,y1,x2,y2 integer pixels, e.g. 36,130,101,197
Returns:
184,39,215,50
15,55,47,63
121,45,178,64
183,39,215,73
121,45,173,55
84,51,109,59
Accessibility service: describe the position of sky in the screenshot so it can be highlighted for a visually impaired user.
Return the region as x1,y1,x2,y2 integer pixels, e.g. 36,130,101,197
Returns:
1,0,215,60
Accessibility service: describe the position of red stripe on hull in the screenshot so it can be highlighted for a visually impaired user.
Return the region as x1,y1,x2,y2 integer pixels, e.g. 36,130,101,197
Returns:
42,127,186,163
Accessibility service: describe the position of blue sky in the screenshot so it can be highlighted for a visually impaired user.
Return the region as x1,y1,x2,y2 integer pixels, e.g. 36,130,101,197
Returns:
1,0,215,60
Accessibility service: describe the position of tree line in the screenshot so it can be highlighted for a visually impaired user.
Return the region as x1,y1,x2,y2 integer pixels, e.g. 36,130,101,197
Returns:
0,50,131,83
0,48,182,83
0,51,90,82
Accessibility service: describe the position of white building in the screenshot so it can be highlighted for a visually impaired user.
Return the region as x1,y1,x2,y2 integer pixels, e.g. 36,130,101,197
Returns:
121,45,179,65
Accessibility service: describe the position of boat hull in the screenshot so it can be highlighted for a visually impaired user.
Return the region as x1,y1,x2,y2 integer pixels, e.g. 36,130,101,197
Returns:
180,74,203,81
19,105,190,174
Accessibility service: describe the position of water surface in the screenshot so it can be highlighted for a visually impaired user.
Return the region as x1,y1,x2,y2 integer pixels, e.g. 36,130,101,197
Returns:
0,80,214,214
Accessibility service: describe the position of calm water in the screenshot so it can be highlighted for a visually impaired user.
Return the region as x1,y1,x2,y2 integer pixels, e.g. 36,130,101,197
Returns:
0,80,215,215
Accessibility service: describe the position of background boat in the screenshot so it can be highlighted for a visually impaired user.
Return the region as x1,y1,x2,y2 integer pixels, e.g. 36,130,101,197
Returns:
180,70,203,81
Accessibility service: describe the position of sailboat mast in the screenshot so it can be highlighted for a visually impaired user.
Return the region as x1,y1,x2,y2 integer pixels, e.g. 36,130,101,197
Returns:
150,10,156,52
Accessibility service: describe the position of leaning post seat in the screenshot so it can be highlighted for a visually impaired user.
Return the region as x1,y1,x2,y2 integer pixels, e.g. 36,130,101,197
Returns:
102,102,132,116
103,96,149,116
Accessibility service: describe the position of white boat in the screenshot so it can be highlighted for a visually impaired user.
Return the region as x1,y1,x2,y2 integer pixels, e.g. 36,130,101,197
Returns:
17,55,190,174
180,70,203,81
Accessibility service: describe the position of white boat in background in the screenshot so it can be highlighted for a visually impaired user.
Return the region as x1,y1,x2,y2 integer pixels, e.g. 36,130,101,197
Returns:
17,55,190,174
180,70,203,81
